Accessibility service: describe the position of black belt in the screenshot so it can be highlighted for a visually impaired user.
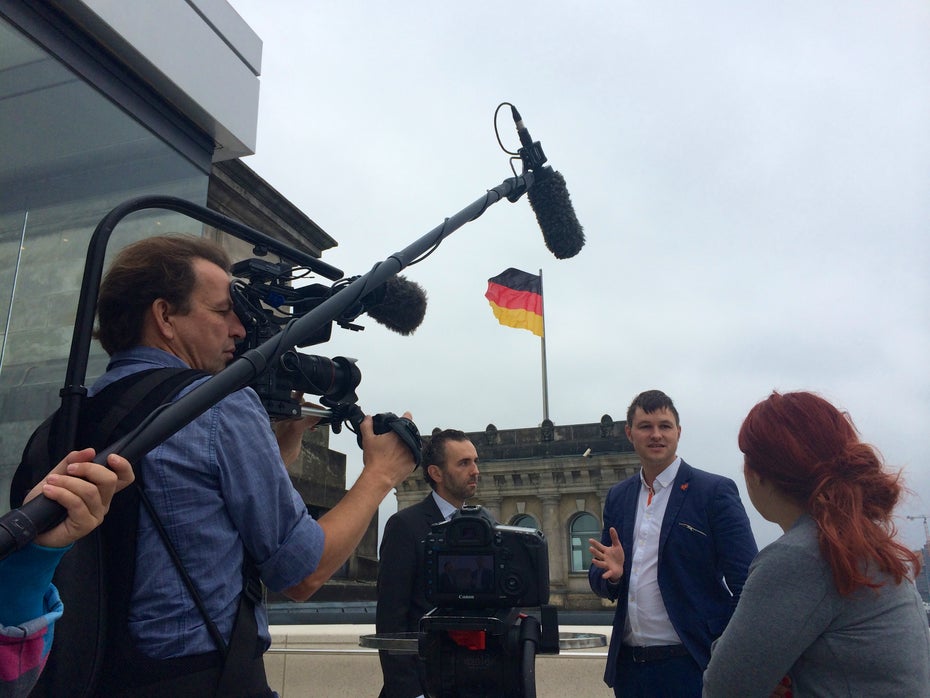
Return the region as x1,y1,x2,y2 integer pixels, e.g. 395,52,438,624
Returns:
619,644,690,663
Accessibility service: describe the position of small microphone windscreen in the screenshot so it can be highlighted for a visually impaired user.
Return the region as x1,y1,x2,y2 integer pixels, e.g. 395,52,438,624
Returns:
364,275,428,335
527,170,585,259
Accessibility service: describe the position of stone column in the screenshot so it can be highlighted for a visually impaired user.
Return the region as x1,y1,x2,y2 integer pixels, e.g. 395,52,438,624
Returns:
480,496,502,523
596,493,609,523
540,495,565,587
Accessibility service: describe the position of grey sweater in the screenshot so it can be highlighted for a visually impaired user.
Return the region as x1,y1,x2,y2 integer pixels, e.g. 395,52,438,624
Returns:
703,514,930,697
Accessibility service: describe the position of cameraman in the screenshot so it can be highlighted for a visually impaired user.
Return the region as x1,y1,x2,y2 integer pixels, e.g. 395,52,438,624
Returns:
376,429,480,698
83,235,415,696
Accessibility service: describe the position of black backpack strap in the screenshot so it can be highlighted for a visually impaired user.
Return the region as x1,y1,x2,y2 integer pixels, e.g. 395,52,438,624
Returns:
9,368,205,508
81,367,207,446
215,557,271,698
10,411,58,508
92,369,193,443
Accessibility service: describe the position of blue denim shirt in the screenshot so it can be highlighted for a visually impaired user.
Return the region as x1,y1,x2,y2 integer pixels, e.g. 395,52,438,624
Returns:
91,347,325,659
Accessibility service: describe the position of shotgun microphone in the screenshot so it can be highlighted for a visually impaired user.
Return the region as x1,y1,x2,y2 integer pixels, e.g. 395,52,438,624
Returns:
511,106,586,259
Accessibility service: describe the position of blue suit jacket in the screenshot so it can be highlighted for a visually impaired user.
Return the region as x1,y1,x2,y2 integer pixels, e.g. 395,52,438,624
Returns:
589,460,757,688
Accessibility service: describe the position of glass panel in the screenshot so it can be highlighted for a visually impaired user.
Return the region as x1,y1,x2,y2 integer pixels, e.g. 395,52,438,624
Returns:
0,17,209,506
570,513,600,572
510,513,539,529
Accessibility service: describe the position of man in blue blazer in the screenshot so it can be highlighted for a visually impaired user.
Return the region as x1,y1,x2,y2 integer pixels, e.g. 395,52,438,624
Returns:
589,390,757,697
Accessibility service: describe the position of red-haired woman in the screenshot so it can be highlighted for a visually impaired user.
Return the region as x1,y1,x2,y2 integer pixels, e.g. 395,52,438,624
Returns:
703,391,930,697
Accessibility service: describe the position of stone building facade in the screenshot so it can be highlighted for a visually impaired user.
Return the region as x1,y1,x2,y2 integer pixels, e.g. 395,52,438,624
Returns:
395,416,640,610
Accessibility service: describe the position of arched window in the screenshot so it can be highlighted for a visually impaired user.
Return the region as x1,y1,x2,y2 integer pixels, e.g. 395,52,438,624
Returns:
510,513,539,530
570,513,600,572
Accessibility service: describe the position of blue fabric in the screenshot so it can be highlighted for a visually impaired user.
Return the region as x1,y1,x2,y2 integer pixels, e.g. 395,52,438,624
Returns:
613,653,703,698
589,461,758,689
0,544,67,628
91,347,325,659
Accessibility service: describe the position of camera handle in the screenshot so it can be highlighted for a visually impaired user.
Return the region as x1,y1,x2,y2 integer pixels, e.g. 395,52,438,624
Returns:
346,407,423,470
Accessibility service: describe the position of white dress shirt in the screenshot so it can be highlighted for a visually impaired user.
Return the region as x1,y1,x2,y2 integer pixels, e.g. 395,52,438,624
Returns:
622,457,684,647
431,490,458,522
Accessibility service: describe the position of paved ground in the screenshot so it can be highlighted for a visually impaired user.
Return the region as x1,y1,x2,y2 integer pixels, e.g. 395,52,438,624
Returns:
266,623,613,697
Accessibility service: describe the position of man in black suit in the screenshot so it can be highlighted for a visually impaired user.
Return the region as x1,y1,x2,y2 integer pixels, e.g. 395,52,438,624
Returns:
376,429,480,698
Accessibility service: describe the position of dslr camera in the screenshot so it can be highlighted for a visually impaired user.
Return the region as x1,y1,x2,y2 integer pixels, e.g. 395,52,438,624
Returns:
424,505,549,608
418,506,557,697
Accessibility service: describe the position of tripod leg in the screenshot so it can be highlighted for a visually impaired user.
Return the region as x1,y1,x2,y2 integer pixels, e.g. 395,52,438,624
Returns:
518,615,541,698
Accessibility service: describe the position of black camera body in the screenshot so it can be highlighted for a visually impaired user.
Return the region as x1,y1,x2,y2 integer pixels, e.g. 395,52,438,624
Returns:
424,505,549,609
230,259,362,422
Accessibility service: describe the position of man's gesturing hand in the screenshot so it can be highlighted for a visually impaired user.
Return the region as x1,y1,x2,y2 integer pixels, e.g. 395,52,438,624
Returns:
589,526,625,584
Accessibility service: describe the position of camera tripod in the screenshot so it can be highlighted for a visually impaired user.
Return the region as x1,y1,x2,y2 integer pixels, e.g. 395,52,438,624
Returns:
418,606,560,698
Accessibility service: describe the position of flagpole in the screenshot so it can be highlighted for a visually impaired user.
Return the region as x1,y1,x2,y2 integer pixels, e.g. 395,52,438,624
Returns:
539,268,550,422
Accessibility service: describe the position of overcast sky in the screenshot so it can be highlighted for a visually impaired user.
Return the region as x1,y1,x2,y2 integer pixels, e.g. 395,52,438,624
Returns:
228,0,930,550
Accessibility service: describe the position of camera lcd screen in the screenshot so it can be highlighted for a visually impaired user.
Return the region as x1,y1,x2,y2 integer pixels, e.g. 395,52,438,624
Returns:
437,553,494,594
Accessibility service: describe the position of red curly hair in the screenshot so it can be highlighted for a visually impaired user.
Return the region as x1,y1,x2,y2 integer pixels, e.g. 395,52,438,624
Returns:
738,391,919,595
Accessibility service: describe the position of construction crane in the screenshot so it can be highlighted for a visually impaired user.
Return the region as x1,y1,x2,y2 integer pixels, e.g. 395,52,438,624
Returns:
906,515,930,606
907,515,930,550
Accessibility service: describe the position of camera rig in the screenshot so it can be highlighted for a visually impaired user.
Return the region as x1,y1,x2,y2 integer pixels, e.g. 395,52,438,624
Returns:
419,506,559,698
228,253,427,439
229,257,422,467
228,257,424,462
228,257,362,428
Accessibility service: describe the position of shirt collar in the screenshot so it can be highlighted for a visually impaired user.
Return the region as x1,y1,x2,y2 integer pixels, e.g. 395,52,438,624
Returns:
108,346,189,370
431,490,458,521
640,456,682,494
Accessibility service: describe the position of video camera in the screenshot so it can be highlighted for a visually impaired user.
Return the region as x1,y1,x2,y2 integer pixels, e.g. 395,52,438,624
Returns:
224,256,426,469
424,506,549,608
229,257,370,427
418,506,558,698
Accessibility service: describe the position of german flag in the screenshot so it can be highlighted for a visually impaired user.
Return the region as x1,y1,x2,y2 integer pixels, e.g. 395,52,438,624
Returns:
485,268,543,337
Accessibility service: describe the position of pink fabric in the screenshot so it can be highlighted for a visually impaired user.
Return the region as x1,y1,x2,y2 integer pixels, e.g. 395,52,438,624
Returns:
0,626,49,696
